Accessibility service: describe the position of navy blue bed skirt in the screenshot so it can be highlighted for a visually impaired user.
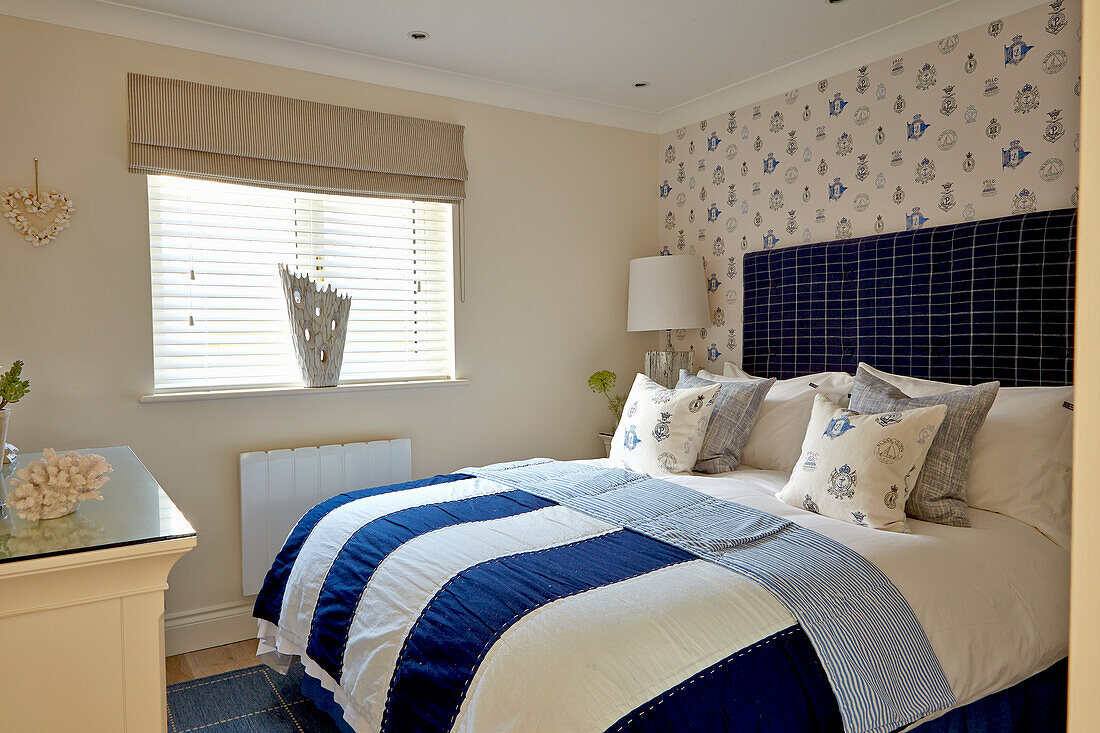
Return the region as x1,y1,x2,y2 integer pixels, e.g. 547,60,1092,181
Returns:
912,659,1066,733
298,657,1066,733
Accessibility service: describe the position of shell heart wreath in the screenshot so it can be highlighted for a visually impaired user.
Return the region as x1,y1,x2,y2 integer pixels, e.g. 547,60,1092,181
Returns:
1,187,74,246
2,161,74,247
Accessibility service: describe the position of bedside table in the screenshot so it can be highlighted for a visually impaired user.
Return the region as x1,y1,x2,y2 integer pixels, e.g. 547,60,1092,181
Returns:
0,446,195,732
598,432,614,457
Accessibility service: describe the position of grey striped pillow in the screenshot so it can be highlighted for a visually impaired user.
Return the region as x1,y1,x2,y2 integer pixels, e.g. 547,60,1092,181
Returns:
676,370,775,473
849,365,998,527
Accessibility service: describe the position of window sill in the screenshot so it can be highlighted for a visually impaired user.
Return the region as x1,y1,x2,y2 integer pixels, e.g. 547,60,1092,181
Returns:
139,378,469,404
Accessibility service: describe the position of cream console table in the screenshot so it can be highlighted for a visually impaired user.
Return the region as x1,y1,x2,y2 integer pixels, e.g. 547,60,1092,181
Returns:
0,446,195,732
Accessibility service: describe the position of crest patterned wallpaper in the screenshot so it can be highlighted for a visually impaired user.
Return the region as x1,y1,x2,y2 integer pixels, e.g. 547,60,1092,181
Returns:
657,1,1081,368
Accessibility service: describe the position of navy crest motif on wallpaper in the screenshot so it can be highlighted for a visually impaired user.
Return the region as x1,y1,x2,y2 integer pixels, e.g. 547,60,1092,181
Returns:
1005,35,1034,65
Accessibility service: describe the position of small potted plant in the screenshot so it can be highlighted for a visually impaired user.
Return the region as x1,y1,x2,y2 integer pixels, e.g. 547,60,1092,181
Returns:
0,360,30,466
588,370,626,456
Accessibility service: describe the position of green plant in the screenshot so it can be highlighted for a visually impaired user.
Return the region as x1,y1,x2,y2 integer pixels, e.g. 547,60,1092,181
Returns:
588,370,626,425
0,360,30,409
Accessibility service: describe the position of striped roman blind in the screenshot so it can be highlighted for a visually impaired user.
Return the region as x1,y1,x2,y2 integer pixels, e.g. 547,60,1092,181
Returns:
128,73,468,201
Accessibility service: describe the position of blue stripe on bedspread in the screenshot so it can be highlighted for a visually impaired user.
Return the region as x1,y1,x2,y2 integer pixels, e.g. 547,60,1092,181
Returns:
380,529,695,733
305,489,555,682
606,625,842,733
468,460,954,733
252,473,472,625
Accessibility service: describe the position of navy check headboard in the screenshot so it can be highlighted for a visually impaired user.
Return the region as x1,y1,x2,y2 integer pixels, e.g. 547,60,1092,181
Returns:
742,208,1076,387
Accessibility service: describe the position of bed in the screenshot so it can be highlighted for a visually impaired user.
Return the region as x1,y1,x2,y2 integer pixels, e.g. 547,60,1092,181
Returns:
253,208,1074,732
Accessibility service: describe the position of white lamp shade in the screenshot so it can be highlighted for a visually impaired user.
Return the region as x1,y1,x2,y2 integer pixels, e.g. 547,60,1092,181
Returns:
626,255,710,332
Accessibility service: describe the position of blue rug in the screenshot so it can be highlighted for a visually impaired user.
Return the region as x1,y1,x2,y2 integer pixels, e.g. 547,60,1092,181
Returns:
167,663,342,732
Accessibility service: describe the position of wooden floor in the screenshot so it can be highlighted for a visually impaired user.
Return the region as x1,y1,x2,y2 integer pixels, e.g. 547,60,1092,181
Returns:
165,639,260,685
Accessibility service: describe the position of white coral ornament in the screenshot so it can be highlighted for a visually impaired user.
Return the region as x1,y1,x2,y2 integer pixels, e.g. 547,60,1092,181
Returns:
1,187,75,247
7,449,112,521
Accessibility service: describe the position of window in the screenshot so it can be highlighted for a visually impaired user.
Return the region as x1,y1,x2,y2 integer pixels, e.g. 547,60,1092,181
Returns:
148,175,455,393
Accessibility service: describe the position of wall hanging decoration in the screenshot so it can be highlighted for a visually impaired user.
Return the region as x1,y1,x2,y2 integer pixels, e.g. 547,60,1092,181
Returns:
7,449,113,521
1,160,74,246
278,264,352,387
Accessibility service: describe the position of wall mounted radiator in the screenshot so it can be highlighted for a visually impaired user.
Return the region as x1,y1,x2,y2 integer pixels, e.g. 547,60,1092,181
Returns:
240,439,412,595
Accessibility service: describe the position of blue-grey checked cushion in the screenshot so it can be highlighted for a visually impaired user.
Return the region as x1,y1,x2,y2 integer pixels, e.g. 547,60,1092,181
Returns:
676,370,775,474
849,365,999,527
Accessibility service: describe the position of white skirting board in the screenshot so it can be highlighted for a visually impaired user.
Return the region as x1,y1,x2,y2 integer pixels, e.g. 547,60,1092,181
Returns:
164,600,258,657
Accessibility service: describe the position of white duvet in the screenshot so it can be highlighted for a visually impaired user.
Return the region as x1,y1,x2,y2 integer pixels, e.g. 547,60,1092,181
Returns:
604,460,1069,726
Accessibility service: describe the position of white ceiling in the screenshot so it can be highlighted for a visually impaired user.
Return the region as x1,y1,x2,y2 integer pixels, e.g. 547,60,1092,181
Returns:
1,0,1044,132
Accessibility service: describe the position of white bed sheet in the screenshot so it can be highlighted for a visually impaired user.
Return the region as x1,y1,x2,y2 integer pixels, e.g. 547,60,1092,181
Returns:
579,459,1069,721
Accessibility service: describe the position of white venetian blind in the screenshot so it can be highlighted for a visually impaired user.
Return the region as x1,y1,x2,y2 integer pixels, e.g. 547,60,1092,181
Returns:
148,175,455,392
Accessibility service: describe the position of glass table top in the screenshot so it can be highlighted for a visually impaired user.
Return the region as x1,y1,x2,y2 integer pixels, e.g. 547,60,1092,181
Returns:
0,446,195,564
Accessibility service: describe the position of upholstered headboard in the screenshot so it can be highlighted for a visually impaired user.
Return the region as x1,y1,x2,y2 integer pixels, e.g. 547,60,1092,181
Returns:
742,208,1076,387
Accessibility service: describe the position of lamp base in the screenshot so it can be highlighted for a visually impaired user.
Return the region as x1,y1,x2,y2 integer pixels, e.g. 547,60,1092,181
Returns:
644,350,693,389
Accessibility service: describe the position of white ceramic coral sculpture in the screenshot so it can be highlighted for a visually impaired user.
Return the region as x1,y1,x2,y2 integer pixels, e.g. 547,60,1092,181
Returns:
7,449,113,521
278,264,352,387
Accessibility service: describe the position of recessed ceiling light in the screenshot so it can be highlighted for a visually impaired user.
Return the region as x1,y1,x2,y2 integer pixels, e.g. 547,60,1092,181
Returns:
633,81,650,88
407,30,430,40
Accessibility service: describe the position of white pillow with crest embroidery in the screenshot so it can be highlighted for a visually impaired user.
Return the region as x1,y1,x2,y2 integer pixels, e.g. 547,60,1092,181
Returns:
610,373,720,476
776,394,948,533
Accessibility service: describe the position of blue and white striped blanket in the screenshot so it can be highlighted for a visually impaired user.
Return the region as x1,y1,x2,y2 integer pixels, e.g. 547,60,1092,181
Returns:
254,460,954,733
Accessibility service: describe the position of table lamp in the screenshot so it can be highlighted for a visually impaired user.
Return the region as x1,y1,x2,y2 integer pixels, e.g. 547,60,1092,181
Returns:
626,254,710,388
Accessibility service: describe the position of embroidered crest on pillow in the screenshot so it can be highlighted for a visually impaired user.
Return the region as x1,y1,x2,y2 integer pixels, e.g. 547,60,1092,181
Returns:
776,394,948,532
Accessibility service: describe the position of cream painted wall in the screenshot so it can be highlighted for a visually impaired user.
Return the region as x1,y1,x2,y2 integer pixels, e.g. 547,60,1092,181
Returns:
1068,2,1098,728
0,15,656,643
